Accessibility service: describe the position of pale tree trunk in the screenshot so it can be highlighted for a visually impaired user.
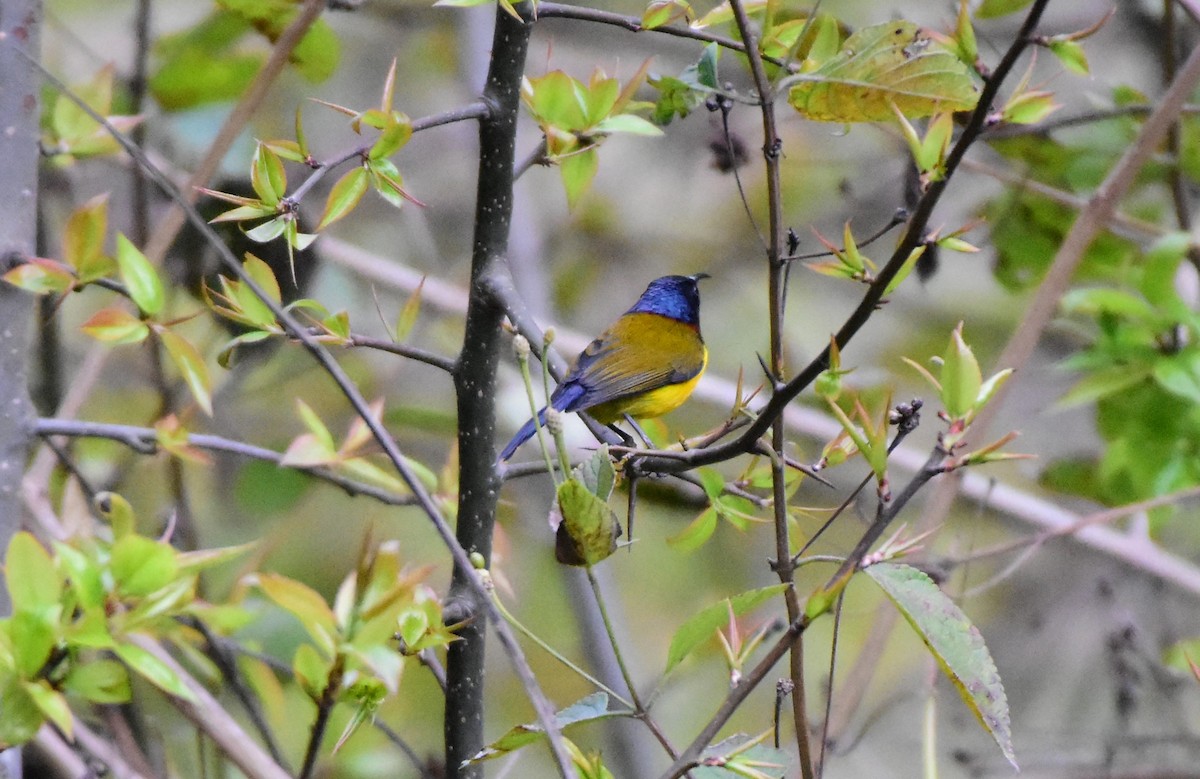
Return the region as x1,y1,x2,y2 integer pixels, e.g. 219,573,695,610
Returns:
0,2,42,778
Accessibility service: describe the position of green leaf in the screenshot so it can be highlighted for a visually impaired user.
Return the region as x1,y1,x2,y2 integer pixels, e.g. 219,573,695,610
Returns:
560,147,599,209
865,563,1016,769
149,11,261,111
110,534,179,598
1057,366,1151,409
694,734,792,778
292,642,331,699
9,609,59,678
1061,287,1157,320
5,531,62,613
291,19,340,82
667,506,719,552
394,277,424,341
695,42,720,90
115,640,197,701
24,681,73,737
53,542,105,610
1140,232,1192,310
467,693,614,764
244,217,288,244
368,115,412,160
574,445,615,500
0,676,44,748
255,572,337,654
976,0,1034,18
63,658,131,704
940,323,982,420
51,65,114,143
175,542,255,574
159,329,214,416
553,479,621,567
318,167,370,231
239,253,282,324
788,21,979,122
642,0,692,29
1153,350,1200,403
81,308,150,344
666,584,788,673
593,114,664,137
251,142,287,207
116,234,166,315
1046,39,1088,75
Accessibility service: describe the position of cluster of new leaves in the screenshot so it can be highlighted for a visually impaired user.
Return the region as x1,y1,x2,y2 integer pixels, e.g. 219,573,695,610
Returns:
201,60,420,282
2,196,214,416
40,66,142,163
1047,235,1200,511
0,496,452,757
279,398,442,503
151,0,340,111
521,67,663,207
253,538,455,751
0,495,248,747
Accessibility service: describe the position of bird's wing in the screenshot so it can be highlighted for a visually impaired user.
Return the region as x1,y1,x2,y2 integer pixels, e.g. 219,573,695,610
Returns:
553,317,703,412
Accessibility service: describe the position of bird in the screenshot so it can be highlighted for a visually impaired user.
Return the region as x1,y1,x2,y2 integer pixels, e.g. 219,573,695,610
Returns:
499,274,709,461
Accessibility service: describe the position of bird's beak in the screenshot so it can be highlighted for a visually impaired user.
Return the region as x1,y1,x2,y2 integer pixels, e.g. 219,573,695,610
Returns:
690,272,712,282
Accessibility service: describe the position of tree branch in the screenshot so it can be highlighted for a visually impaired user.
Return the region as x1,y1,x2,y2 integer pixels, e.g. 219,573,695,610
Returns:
33,417,420,506
632,0,1054,474
0,0,41,616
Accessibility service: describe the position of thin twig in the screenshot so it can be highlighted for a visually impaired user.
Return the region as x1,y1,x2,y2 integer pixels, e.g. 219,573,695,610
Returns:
192,618,290,770
125,634,290,779
299,655,345,779
347,333,458,372
142,0,327,265
33,417,420,506
535,2,799,71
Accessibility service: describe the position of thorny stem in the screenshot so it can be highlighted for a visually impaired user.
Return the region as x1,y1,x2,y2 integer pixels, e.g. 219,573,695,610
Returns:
725,1,813,775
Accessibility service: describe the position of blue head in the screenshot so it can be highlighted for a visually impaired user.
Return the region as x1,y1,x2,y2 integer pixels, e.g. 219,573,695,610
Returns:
626,274,708,326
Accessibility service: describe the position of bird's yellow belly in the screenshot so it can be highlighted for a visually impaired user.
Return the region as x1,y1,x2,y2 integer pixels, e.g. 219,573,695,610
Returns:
588,355,707,424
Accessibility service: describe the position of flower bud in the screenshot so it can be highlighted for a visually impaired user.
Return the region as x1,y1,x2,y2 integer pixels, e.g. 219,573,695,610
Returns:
513,334,530,360
545,408,564,437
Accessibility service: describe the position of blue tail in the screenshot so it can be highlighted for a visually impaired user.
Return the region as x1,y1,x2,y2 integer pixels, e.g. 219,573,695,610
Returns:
498,383,586,461
498,408,548,461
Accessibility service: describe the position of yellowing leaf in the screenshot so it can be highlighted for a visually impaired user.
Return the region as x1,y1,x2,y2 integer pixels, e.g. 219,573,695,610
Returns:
3,259,76,295
552,479,621,567
81,308,150,344
159,329,213,416
63,194,110,280
788,21,979,122
865,563,1016,769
